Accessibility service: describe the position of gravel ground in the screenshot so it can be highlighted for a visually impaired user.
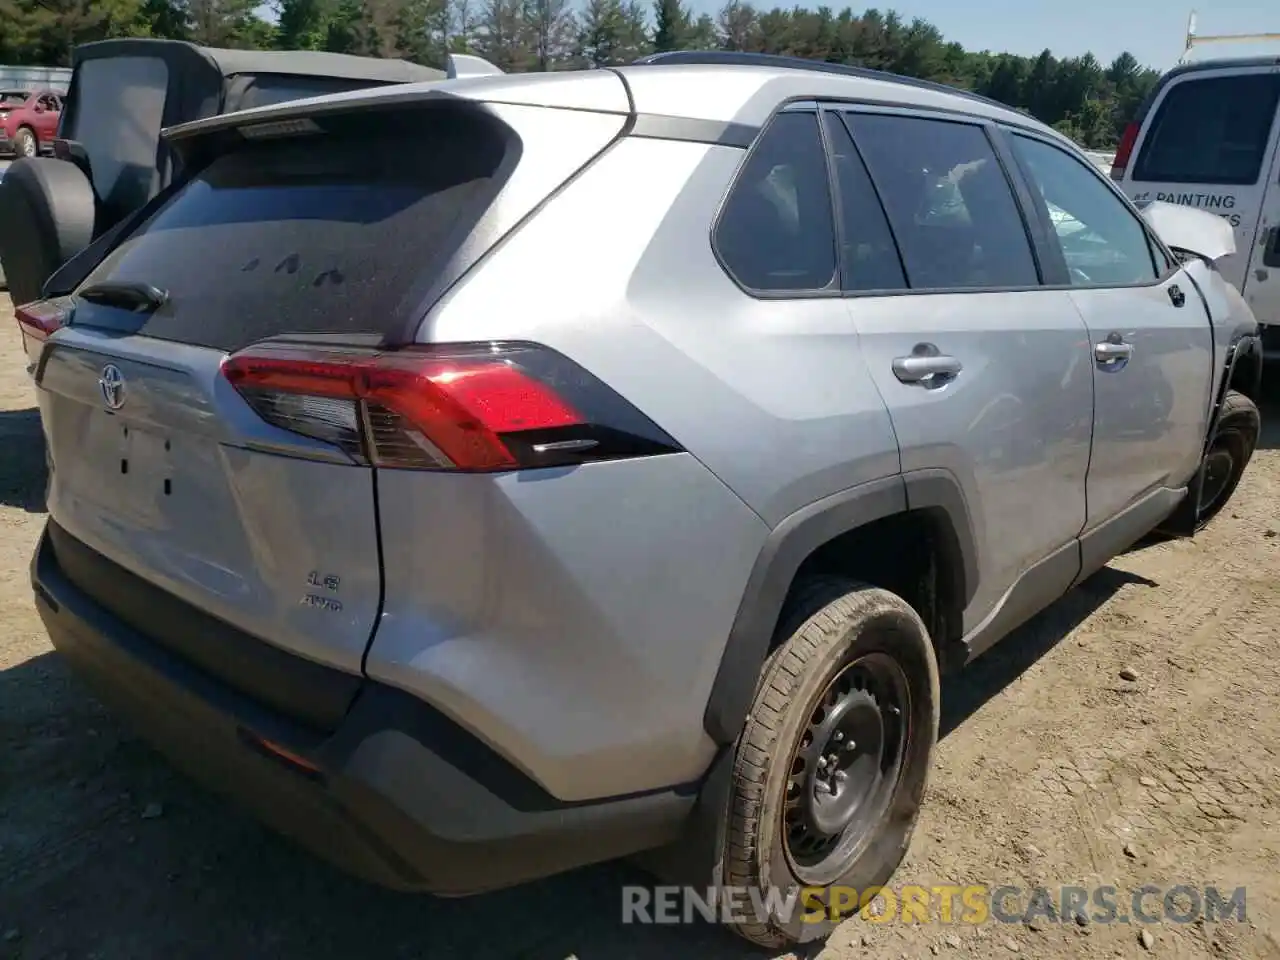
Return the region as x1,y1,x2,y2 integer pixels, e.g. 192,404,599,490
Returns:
1,315,1278,960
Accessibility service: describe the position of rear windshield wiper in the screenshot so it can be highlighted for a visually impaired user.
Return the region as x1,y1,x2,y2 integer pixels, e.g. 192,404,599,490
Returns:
76,280,169,313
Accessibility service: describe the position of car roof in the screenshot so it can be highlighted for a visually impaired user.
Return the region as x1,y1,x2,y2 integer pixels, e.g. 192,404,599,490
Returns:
165,52,1074,153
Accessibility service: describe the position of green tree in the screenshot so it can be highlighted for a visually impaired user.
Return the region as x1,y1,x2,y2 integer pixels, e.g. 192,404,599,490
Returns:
180,0,272,47
0,0,1163,149
575,0,648,66
652,0,689,52
0,0,148,65
275,0,337,50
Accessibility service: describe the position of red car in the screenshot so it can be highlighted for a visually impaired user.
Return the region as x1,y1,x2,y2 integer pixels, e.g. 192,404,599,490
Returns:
0,88,63,158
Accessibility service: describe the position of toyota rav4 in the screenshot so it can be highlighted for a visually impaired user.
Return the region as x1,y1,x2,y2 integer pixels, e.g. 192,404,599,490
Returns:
21,51,1263,948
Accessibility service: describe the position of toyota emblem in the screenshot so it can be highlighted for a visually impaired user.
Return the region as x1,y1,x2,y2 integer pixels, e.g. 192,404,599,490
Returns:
99,364,126,410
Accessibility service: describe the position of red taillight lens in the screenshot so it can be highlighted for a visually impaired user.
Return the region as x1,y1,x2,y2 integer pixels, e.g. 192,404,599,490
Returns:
222,341,680,472
15,298,72,358
1111,122,1139,181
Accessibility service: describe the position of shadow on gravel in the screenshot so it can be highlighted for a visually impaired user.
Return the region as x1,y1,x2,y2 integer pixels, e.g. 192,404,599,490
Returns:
939,565,1157,739
0,406,46,512
0,564,1153,960
0,650,770,960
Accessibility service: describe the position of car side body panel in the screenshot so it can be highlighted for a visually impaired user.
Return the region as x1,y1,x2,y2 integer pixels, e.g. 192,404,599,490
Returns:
367,133,906,796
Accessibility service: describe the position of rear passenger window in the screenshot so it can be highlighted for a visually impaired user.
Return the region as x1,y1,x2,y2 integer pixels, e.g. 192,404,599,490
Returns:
843,113,1039,290
822,112,907,293
1132,73,1280,185
1012,134,1159,286
715,110,837,292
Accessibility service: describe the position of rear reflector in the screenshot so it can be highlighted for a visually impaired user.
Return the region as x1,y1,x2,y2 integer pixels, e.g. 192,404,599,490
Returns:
15,297,73,359
221,341,682,472
1111,121,1139,181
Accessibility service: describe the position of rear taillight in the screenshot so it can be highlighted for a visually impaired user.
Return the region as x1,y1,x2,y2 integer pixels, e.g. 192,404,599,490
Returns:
15,298,72,356
221,340,683,472
1111,121,1139,181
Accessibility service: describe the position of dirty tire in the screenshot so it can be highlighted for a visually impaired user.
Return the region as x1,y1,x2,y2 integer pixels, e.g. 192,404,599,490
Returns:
721,578,940,949
15,126,37,158
1197,389,1260,529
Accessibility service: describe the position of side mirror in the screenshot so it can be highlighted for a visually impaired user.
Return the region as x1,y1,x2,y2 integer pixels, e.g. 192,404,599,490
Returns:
33,105,45,114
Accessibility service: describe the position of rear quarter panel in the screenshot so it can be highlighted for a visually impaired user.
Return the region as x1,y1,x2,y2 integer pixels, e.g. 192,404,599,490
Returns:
365,134,902,801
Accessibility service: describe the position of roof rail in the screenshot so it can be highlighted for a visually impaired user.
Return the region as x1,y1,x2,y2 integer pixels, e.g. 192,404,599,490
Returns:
629,50,1014,113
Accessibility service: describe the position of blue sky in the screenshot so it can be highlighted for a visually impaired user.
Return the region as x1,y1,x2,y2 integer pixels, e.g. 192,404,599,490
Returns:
676,0,1278,72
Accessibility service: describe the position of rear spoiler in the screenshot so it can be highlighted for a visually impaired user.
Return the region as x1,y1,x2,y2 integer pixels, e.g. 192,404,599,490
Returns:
161,53,506,148
159,54,509,170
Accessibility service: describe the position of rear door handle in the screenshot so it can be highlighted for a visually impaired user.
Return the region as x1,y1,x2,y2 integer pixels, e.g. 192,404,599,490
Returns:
892,352,962,384
1094,336,1133,364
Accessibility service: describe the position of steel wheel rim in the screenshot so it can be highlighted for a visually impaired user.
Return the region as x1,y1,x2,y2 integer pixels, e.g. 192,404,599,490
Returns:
782,651,911,885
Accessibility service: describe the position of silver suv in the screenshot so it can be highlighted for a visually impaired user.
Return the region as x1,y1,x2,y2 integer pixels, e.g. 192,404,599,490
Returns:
23,51,1264,948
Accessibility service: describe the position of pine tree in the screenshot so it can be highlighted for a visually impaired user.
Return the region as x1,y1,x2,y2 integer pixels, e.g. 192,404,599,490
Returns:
652,0,688,53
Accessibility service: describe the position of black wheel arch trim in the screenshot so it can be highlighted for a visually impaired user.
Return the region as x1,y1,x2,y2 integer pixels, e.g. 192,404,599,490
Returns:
1156,329,1263,538
702,470,979,745
1210,332,1262,451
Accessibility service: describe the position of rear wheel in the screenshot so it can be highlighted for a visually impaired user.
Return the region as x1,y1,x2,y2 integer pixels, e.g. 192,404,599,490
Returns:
1197,389,1260,529
721,578,939,948
15,127,37,158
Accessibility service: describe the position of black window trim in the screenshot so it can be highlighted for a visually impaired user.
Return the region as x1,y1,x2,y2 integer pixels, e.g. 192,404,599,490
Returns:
825,101,1050,298
819,108,910,295
999,125,1182,292
1130,66,1280,187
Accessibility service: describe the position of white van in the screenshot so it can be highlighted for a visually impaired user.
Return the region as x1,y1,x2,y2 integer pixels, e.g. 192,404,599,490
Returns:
1111,56,1280,356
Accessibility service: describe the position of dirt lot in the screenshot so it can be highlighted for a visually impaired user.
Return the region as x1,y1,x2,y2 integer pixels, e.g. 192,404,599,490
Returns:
1,315,1278,960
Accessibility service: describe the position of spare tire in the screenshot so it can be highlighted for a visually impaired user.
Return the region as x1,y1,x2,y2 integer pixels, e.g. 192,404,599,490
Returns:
0,157,96,308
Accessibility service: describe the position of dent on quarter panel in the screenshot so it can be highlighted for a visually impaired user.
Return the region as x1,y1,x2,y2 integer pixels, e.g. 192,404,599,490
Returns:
364,454,770,804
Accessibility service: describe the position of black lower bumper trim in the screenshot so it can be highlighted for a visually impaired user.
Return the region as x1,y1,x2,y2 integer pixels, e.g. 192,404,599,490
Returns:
45,519,361,733
31,523,696,895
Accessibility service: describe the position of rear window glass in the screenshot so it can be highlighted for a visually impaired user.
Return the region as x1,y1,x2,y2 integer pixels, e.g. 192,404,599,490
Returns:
79,109,511,352
65,56,169,213
0,91,28,107
1132,73,1280,185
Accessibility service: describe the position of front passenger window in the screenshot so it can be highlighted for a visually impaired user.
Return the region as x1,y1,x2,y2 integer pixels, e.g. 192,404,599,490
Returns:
715,110,837,293
1011,134,1161,287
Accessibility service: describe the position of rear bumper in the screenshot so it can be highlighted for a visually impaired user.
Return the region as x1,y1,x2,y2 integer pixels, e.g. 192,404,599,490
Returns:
31,522,694,895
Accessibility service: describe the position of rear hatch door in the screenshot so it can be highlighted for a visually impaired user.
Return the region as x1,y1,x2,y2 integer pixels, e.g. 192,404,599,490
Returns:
35,104,520,725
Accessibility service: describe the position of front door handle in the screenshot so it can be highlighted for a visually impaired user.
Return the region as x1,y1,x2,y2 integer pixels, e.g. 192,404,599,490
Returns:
1094,335,1133,365
1168,284,1186,308
892,350,962,384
